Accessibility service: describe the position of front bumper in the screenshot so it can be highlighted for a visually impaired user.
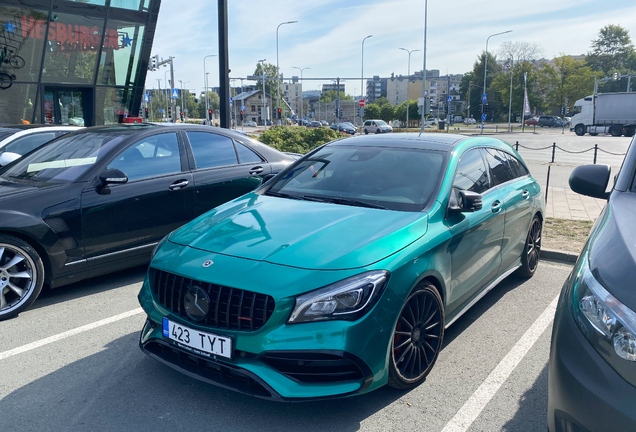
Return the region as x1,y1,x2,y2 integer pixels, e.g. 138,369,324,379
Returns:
137,246,401,400
548,291,636,431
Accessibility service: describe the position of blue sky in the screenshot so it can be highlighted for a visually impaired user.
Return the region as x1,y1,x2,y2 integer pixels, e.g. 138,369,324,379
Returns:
145,0,636,96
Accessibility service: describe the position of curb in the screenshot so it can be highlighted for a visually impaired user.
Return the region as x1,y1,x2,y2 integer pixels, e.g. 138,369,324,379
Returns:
540,248,579,264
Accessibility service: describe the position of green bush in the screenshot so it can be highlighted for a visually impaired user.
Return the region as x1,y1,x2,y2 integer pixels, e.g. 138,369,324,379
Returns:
258,126,348,154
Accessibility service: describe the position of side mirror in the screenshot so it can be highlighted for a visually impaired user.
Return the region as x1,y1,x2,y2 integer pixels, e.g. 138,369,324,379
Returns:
449,189,483,213
569,164,610,200
0,152,21,167
99,168,128,186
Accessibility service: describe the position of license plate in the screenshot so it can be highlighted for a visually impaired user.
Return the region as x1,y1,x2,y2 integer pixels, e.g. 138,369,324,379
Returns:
162,318,232,359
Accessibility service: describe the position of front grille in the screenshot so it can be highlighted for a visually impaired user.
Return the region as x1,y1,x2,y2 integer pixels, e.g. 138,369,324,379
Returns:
260,351,365,384
143,340,275,399
150,268,275,331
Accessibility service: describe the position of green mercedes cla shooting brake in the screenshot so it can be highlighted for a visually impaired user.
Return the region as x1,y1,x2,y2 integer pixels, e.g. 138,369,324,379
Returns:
138,133,544,400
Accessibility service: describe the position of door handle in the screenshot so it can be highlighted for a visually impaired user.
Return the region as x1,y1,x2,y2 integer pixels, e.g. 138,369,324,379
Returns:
491,200,502,213
169,180,189,191
249,166,264,175
522,189,530,199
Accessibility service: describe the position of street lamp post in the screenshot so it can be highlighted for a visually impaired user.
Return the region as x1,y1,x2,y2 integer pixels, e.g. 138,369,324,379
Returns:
420,0,428,133
203,54,217,123
179,80,189,123
361,35,372,130
276,21,297,115
481,30,512,133
399,47,421,128
292,66,310,124
507,56,514,132
258,59,267,130
164,70,170,121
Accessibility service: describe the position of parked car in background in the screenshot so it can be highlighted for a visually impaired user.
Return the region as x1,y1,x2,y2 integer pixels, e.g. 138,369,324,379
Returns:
464,118,476,125
537,116,564,127
0,125,80,166
330,122,356,135
363,120,393,134
307,121,322,128
320,120,329,127
139,133,544,400
243,121,257,127
548,135,636,431
525,117,539,126
0,124,296,320
257,119,273,126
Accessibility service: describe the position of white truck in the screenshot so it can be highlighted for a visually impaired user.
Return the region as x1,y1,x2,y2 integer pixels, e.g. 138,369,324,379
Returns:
571,92,636,137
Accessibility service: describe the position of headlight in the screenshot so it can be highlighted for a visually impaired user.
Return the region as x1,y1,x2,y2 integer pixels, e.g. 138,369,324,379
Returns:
151,231,173,260
572,254,636,364
287,270,389,324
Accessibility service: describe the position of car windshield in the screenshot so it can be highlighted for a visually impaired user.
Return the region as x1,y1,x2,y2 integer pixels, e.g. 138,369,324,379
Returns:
266,145,445,212
376,120,387,126
1,132,125,184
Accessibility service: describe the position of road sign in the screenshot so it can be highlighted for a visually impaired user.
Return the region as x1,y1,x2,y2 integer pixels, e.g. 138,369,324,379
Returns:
172,89,178,99
482,94,487,104
230,97,233,104
481,113,487,121
241,105,245,110
447,96,452,103
159,109,163,113
359,99,365,107
144,94,149,103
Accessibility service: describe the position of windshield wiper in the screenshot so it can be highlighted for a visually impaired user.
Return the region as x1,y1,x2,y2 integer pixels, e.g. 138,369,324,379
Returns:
265,190,306,200
327,197,389,210
298,194,328,203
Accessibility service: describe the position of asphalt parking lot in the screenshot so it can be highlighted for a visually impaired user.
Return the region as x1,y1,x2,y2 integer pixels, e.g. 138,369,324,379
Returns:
1,260,572,432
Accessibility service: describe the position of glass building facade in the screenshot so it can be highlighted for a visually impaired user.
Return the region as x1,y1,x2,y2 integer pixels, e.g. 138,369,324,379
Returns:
0,0,160,126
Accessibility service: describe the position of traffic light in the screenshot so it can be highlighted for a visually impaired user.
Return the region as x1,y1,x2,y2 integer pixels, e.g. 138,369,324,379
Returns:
180,112,184,121
483,103,490,113
144,108,148,119
240,110,244,121
560,106,566,116
450,105,455,114
614,72,619,80
208,109,212,119
277,108,282,120
167,106,172,119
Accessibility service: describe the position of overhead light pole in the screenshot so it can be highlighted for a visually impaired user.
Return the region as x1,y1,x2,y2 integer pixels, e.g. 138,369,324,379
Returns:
481,29,512,133
507,56,514,132
292,66,310,124
276,21,297,114
361,35,373,128
258,59,267,130
400,47,421,129
420,0,428,133
203,54,217,123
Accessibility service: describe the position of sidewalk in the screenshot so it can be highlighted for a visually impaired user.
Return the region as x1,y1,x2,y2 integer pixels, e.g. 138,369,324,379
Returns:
545,186,605,221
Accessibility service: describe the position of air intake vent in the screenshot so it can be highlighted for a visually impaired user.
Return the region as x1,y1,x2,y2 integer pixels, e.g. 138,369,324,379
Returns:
44,217,69,234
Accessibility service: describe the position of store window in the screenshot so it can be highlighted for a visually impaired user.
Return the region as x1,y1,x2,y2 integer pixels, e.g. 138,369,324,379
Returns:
0,83,37,124
0,6,49,82
41,12,105,84
97,19,145,86
95,87,131,125
110,0,151,12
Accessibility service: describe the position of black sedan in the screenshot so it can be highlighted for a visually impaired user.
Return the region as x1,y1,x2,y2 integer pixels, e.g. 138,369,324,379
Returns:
329,123,356,135
0,124,294,319
548,135,636,431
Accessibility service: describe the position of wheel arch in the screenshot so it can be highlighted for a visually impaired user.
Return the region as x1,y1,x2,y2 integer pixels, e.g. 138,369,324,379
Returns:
0,229,52,285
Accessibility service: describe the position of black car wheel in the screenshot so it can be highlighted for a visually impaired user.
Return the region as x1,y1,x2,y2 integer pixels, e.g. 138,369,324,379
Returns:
364,129,368,135
0,235,45,320
376,128,380,134
518,216,542,278
388,282,444,389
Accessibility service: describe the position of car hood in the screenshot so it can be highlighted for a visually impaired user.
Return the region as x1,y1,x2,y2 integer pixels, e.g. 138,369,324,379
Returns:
0,178,48,201
170,193,428,270
589,191,636,310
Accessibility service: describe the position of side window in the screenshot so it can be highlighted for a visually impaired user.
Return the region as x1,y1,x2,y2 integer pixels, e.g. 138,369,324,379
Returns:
483,148,514,186
108,133,181,181
365,121,371,126
3,132,58,155
503,152,529,178
236,142,263,164
453,149,490,194
186,131,238,169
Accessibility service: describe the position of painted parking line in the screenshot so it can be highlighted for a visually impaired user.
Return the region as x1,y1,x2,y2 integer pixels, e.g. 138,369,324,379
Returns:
441,294,559,432
0,308,143,361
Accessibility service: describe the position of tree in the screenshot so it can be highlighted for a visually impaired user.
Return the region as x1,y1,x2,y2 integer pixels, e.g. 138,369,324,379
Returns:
196,91,220,118
466,52,503,119
491,61,543,120
254,62,283,103
379,103,394,122
498,41,543,63
538,55,594,113
319,90,353,103
586,25,635,74
371,96,389,107
364,104,380,120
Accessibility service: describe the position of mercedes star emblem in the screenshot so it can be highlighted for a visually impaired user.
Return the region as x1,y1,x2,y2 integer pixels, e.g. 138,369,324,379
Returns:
184,285,210,322
202,260,213,268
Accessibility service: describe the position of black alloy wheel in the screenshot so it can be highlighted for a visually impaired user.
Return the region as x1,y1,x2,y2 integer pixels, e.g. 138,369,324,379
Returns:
388,283,444,389
519,216,542,278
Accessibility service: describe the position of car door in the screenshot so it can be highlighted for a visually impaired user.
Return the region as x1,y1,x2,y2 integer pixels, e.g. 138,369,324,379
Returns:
486,149,536,271
81,132,195,274
185,131,271,217
445,148,505,308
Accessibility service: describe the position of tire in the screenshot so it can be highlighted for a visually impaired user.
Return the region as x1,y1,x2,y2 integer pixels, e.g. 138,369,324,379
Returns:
375,128,380,134
574,124,585,136
625,126,636,137
0,235,45,320
610,125,623,137
9,55,25,69
388,282,444,390
518,216,542,278
0,73,13,90
590,133,598,136
364,129,368,135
